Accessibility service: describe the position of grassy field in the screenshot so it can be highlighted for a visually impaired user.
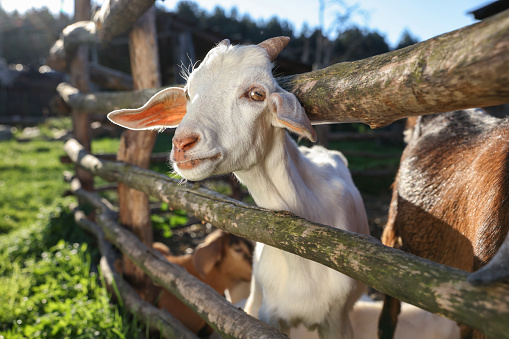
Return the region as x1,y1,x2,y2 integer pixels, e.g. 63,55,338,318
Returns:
0,118,403,338
0,121,144,338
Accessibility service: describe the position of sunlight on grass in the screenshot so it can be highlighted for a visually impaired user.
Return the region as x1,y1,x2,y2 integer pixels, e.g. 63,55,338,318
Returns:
0,241,127,338
0,132,145,338
0,139,73,234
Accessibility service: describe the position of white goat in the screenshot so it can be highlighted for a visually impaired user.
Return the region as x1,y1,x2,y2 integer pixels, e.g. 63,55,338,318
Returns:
108,37,370,339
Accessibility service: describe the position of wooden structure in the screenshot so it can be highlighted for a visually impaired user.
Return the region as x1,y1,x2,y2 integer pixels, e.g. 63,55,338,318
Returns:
55,1,509,337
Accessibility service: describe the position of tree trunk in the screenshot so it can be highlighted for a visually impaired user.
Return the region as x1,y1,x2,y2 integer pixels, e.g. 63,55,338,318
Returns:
278,9,509,128
94,0,156,42
116,6,160,302
70,0,93,193
64,138,509,339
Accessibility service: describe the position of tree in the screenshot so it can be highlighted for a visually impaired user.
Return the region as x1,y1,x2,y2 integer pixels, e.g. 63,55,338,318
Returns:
332,27,389,63
395,29,419,50
0,8,71,67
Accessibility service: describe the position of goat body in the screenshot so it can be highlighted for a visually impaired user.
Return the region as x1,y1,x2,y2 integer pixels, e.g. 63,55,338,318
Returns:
108,37,369,339
380,109,509,339
152,230,253,334
240,141,368,338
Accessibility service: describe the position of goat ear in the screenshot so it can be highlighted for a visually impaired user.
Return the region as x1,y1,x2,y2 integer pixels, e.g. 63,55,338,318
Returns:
192,230,225,278
269,89,317,142
152,242,172,257
107,87,186,131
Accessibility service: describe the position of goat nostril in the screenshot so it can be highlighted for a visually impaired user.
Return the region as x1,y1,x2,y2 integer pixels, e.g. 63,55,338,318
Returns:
173,135,199,150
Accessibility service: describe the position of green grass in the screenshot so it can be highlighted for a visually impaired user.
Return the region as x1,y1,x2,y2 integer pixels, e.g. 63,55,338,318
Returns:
0,135,143,338
0,119,403,338
0,139,73,234
0,240,127,338
333,139,402,194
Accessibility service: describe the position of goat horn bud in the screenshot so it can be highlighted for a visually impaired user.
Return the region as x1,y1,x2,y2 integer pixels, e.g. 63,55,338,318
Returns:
258,36,290,62
219,39,230,46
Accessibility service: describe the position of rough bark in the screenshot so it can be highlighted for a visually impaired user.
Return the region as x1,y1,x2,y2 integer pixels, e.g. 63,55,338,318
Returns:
93,0,156,42
67,175,286,339
56,8,509,129
278,9,509,128
116,6,160,302
47,39,67,72
72,206,198,339
64,138,509,339
56,82,163,113
89,62,133,91
62,21,99,54
49,44,134,90
47,21,98,72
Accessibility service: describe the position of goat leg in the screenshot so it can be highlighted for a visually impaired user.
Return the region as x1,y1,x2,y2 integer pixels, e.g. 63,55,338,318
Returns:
378,294,401,339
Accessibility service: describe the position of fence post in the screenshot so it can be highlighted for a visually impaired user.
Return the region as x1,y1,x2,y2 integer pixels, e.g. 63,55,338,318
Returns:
70,0,93,192
116,6,161,302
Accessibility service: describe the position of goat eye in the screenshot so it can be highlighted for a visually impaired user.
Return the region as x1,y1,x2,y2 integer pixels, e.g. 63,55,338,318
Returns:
185,90,190,101
248,87,266,101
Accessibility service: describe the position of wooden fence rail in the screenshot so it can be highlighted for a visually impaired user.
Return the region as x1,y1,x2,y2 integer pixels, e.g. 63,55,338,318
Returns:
64,138,509,339
54,9,509,127
71,204,198,339
55,1,509,337
67,175,282,339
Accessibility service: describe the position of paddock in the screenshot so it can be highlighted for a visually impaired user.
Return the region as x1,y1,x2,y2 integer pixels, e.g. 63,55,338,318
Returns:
55,1,509,338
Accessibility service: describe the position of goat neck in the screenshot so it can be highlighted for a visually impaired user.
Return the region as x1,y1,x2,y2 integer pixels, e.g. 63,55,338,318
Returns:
235,130,319,221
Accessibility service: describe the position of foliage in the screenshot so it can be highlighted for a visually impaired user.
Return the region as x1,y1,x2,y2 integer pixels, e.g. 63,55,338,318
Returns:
0,139,73,234
0,2,415,87
0,240,126,338
0,135,145,338
395,29,420,50
0,8,71,67
152,206,188,238
332,27,390,62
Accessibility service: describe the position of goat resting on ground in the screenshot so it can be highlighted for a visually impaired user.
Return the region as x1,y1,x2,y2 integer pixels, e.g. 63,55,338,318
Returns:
152,230,253,335
108,37,370,339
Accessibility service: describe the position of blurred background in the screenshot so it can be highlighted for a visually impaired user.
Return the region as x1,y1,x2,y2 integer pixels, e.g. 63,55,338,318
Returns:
0,0,491,120
1,1,507,338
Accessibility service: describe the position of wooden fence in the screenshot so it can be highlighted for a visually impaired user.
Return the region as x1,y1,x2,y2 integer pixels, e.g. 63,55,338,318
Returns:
55,1,509,338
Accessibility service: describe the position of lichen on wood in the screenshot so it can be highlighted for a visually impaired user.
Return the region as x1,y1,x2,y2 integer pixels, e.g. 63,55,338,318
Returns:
68,174,286,339
278,9,509,128
64,138,509,339
58,8,509,129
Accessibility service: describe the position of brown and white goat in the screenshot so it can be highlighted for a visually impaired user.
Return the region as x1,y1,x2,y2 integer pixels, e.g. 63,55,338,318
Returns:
379,108,509,339
152,230,253,335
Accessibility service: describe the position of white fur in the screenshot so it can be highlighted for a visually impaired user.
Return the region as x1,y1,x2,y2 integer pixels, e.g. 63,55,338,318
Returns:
171,41,369,339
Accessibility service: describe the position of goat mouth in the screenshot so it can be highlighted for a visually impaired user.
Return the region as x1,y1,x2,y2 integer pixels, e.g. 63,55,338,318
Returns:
176,153,221,170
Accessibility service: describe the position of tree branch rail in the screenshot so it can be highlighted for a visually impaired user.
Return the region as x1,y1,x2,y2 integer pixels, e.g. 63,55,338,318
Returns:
56,9,509,129
64,138,509,339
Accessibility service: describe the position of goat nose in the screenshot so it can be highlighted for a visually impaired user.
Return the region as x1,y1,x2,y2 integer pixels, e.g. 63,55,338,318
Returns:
173,134,199,150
